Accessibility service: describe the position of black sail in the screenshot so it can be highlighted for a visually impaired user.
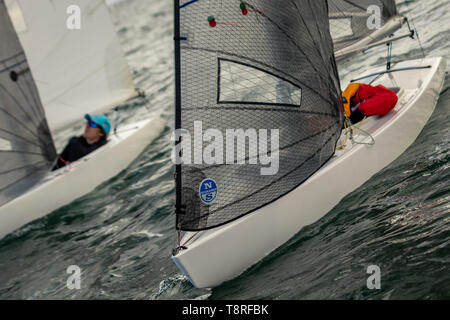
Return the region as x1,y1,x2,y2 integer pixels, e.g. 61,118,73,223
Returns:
0,2,56,206
175,0,344,231
328,0,402,57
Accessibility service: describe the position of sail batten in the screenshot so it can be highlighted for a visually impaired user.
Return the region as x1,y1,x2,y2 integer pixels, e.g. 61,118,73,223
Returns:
6,0,137,132
175,0,344,231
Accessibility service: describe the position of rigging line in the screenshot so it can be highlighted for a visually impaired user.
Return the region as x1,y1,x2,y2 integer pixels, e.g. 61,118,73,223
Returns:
182,128,341,225
0,51,24,65
403,1,426,59
87,0,104,15
0,59,27,74
190,120,340,172
0,127,46,149
336,118,350,150
179,0,199,9
0,160,48,175
350,66,432,83
351,127,375,146
0,86,45,140
181,231,200,247
183,47,334,106
0,163,49,194
243,2,336,90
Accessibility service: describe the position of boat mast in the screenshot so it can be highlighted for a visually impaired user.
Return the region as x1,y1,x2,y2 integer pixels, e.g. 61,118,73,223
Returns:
174,0,183,230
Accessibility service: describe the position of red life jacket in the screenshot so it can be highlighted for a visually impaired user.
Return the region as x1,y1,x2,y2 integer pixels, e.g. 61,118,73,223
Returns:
351,84,398,117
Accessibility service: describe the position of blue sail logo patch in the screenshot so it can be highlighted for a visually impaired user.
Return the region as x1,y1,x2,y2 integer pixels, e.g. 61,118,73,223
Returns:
199,179,218,205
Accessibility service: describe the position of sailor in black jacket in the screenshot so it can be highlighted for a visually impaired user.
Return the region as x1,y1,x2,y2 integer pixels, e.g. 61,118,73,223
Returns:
52,114,111,171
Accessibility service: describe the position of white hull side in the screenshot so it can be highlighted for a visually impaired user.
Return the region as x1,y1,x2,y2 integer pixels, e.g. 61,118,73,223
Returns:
172,57,446,288
0,116,166,240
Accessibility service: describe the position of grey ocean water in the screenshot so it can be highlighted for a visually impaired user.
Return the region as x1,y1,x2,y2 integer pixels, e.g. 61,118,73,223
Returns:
0,0,448,299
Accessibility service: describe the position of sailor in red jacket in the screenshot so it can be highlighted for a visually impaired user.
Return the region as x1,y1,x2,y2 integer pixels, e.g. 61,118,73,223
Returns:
342,83,399,124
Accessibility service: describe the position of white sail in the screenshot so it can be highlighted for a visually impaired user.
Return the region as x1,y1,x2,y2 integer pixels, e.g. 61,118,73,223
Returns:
6,0,137,132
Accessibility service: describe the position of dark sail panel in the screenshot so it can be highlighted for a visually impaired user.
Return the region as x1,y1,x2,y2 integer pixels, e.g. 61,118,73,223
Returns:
175,0,344,231
0,2,56,206
329,0,401,54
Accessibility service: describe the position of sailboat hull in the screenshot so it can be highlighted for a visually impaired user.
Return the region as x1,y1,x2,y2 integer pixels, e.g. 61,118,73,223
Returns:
172,57,446,288
0,116,165,240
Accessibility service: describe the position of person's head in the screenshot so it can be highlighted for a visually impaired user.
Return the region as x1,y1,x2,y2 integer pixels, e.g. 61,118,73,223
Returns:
83,114,111,143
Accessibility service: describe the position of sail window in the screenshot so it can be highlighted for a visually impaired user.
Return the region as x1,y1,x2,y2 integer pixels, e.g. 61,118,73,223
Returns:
218,59,302,107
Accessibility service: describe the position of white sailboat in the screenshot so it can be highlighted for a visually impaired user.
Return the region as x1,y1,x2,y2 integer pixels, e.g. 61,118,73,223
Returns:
170,0,446,288
0,1,165,240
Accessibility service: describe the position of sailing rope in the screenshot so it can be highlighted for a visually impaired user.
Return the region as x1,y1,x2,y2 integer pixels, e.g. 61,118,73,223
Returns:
58,156,72,166
336,116,374,150
336,117,350,150
173,230,199,255
404,3,426,59
350,117,375,146
174,230,200,252
182,232,200,247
